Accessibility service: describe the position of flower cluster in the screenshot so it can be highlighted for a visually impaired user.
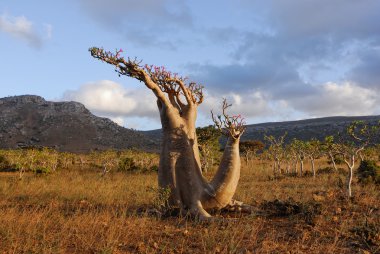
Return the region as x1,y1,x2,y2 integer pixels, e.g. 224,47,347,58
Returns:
89,46,204,105
143,64,203,104
115,48,123,58
231,114,246,129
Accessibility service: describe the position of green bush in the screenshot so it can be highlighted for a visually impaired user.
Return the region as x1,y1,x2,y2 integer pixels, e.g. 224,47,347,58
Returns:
149,165,159,172
357,160,380,185
0,154,14,172
33,167,51,175
118,157,139,172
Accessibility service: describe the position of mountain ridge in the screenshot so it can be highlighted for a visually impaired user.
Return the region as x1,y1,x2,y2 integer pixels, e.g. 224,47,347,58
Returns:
0,95,158,152
1,95,379,152
141,115,380,144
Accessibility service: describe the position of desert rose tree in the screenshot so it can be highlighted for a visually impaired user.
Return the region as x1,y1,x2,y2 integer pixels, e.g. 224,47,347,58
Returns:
90,47,247,219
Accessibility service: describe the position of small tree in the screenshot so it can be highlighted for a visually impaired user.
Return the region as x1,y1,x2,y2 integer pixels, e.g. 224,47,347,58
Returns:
0,150,11,171
287,144,299,174
282,144,294,174
264,133,286,176
321,136,338,171
291,139,307,176
99,150,120,176
305,139,321,178
240,140,265,166
335,121,379,197
58,152,75,169
34,148,59,173
196,125,221,173
14,149,38,179
357,160,380,185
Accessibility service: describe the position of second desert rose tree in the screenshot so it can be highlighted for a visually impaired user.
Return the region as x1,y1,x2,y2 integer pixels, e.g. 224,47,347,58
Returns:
89,47,247,219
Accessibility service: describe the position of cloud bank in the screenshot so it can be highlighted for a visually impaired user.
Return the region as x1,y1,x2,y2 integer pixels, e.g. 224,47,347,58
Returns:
62,80,159,128
73,1,380,127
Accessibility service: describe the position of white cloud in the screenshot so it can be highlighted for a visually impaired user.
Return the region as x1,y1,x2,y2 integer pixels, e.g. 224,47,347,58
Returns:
291,82,380,116
64,80,137,115
108,116,125,126
0,12,52,48
198,90,273,123
62,80,159,127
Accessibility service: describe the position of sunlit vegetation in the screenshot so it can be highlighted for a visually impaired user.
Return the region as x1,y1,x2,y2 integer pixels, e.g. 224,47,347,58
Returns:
0,121,379,253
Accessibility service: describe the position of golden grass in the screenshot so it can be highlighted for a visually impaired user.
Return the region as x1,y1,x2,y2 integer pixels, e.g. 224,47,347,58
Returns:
0,159,379,253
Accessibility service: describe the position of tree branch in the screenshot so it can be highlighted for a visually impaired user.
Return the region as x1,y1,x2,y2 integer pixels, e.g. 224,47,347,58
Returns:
211,98,245,139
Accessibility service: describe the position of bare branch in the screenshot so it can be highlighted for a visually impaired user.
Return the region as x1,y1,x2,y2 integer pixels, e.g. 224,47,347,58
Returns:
211,98,245,139
89,47,205,112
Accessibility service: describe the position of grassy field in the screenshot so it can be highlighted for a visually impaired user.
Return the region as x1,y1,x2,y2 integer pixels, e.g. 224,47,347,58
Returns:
0,159,379,253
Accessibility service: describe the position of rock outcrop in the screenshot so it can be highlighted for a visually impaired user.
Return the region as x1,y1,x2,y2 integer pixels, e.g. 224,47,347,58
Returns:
0,95,158,152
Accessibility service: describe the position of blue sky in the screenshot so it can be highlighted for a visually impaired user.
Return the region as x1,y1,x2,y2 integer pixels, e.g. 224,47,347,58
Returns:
1,0,380,130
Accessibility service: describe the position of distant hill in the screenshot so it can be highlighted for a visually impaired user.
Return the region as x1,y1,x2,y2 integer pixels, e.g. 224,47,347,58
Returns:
0,95,158,152
1,95,379,152
142,115,380,145
242,115,380,143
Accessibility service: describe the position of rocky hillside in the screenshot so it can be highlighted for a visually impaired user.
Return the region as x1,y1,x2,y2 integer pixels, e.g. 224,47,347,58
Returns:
0,95,158,152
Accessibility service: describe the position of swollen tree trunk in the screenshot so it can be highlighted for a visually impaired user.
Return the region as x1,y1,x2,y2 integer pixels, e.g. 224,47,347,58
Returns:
157,104,208,214
157,103,245,218
203,137,241,209
158,107,245,217
90,47,246,219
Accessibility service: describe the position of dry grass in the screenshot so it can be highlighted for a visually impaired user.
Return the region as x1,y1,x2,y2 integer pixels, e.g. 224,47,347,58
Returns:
0,159,379,253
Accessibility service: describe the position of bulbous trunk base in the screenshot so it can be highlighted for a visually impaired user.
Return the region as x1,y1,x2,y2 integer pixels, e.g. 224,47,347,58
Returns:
157,103,245,219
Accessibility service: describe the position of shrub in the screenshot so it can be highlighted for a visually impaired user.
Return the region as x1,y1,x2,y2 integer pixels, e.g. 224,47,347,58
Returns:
351,220,380,247
317,167,335,175
149,165,159,172
33,167,51,175
118,157,139,172
304,171,314,177
283,172,298,178
337,167,347,175
332,155,345,165
0,154,16,172
357,160,380,185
